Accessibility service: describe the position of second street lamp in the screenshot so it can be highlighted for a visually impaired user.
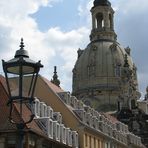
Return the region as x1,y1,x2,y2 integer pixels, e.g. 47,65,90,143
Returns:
2,38,43,148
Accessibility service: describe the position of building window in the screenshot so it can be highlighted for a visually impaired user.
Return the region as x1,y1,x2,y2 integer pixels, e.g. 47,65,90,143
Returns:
89,136,91,148
96,13,104,29
115,65,121,77
105,142,108,148
98,139,100,148
7,134,17,148
85,134,88,147
29,135,35,148
109,14,113,29
101,140,104,148
94,137,96,148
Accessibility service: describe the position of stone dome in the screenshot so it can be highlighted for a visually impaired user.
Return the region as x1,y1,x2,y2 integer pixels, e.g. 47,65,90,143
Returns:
72,0,139,112
73,41,134,94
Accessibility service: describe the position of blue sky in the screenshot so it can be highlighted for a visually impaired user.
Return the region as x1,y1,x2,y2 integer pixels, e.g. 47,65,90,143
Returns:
0,0,148,98
31,0,81,32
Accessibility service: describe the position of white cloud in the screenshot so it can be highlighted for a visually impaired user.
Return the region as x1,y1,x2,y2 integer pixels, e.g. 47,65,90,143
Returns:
77,0,93,27
114,0,148,14
43,26,89,90
0,0,90,91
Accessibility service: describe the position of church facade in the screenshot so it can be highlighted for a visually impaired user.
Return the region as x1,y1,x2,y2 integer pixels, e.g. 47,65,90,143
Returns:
72,0,140,112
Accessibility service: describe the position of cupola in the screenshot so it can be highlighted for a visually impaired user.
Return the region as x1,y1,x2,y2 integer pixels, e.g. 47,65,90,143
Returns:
90,0,116,42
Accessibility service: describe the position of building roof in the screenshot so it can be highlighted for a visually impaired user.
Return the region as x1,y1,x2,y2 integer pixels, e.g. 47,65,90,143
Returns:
41,75,121,125
41,75,64,93
0,75,73,147
0,75,45,136
0,75,8,93
0,75,15,131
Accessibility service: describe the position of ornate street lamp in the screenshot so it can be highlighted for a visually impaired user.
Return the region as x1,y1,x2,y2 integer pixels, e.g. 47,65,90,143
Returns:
2,38,43,148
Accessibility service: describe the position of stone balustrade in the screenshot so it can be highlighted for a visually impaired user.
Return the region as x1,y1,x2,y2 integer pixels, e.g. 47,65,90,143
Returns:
33,97,79,148
58,92,143,147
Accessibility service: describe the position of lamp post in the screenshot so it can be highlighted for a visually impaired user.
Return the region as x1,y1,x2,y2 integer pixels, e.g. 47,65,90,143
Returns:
2,38,43,148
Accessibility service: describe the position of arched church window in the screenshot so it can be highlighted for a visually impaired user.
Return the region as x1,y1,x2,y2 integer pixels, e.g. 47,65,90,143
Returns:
96,13,104,29
115,65,121,77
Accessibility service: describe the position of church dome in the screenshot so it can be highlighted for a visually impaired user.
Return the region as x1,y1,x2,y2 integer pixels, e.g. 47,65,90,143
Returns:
73,41,134,94
72,0,139,112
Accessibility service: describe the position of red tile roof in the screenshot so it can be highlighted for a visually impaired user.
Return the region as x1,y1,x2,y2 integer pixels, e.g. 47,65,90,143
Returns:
0,75,45,135
0,77,16,131
0,75,72,147
0,75,8,93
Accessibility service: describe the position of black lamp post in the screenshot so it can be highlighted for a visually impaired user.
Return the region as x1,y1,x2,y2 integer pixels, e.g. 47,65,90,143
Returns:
2,38,43,148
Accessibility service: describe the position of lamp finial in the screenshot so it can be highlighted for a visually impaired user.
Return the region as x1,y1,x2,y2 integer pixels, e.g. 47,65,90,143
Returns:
20,38,25,50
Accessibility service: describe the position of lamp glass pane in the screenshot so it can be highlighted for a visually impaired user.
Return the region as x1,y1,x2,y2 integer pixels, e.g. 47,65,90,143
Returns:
7,65,35,75
22,74,34,98
8,73,19,97
22,66,35,74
